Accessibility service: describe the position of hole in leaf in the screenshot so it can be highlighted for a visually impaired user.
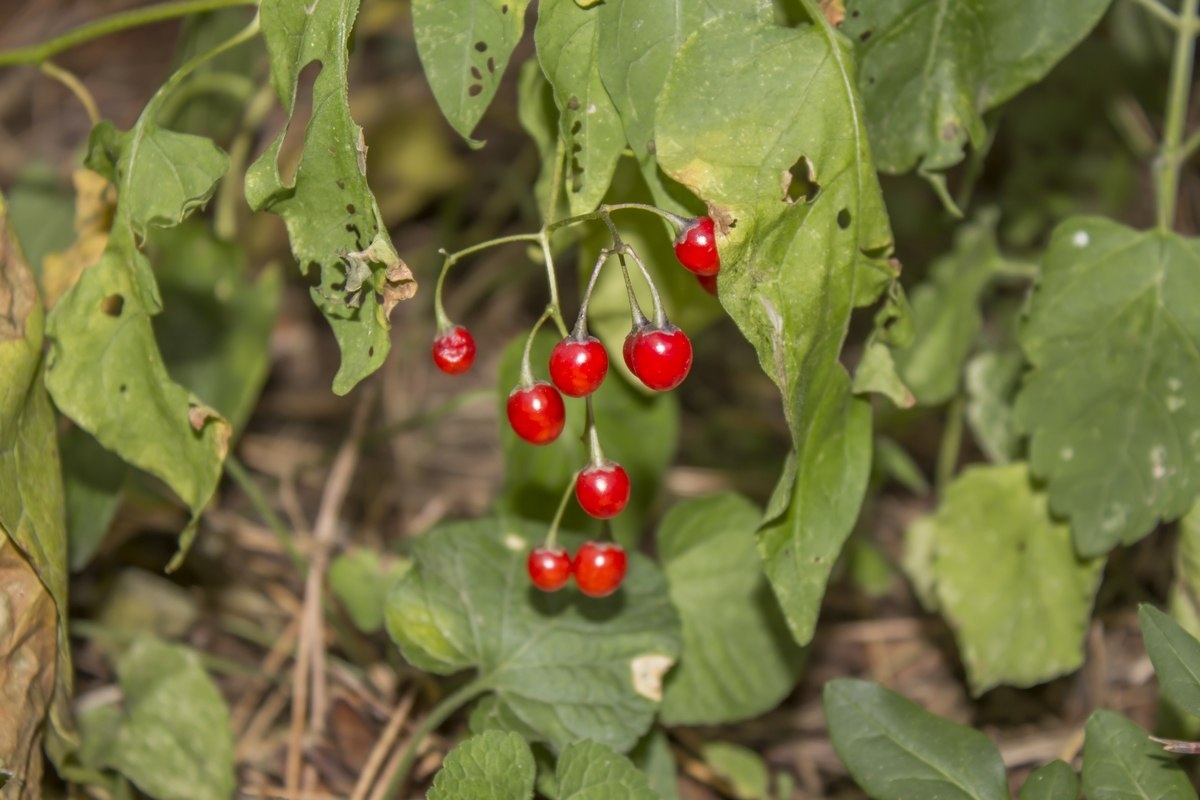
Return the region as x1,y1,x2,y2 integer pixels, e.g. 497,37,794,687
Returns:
346,203,356,215
474,41,488,52
851,8,860,16
571,120,582,136
119,384,127,394
468,84,483,97
368,346,375,357
278,61,323,186
567,95,580,111
487,57,496,73
501,4,509,12
837,208,852,229
101,294,125,316
336,178,346,190
783,155,820,204
470,66,482,80
859,30,872,42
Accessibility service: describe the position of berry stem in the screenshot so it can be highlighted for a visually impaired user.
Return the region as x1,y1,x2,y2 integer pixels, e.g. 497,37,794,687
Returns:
584,396,607,469
617,255,650,330
620,244,668,329
519,305,557,387
573,249,611,339
545,472,579,550
601,202,691,231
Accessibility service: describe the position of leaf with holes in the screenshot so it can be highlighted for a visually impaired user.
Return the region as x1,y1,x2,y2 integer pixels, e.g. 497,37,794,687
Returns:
1140,604,1200,720
1082,710,1196,800
1018,761,1079,800
246,0,416,395
656,15,892,646
657,493,803,726
385,518,681,754
45,119,231,572
1015,218,1200,556
842,0,1111,176
535,0,627,216
930,464,1104,694
413,0,531,146
824,678,1008,800
427,731,536,800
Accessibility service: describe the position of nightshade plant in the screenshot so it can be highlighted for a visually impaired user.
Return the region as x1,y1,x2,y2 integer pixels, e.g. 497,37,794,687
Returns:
0,0,1199,797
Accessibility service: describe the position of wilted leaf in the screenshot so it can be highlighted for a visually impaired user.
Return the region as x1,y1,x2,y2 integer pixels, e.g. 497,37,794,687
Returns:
824,678,1008,800
842,0,1111,175
1018,760,1079,800
931,464,1104,693
246,0,416,395
427,731,536,800
1015,218,1200,556
40,168,115,307
386,518,681,754
1082,710,1196,800
656,16,891,645
657,494,803,725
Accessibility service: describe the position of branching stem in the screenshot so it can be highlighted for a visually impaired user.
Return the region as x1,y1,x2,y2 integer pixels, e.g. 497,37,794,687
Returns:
1155,0,1199,232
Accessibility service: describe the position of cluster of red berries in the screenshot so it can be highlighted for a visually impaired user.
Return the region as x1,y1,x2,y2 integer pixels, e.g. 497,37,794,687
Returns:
431,213,721,597
526,540,627,597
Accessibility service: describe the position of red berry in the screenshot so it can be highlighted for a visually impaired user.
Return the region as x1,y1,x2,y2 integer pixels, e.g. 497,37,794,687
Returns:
575,462,631,519
549,336,609,397
627,327,692,391
696,273,718,296
527,546,572,591
432,326,476,374
622,330,638,372
506,382,566,444
573,541,628,598
674,216,720,276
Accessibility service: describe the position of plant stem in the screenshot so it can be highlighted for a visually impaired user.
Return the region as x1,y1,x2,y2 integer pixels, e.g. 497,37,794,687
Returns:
584,396,606,469
518,305,557,386
545,474,578,549
215,80,275,241
1127,0,1182,28
0,0,259,67
382,678,490,800
573,249,611,338
39,61,100,124
1155,0,1199,233
224,455,306,575
936,397,965,494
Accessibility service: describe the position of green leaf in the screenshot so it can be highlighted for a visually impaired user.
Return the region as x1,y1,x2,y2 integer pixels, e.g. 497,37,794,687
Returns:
1015,218,1200,556
385,517,681,754
413,0,531,145
1165,502,1200,737
247,0,417,395
964,348,1024,465
843,0,1112,175
1140,604,1200,721
629,730,679,800
1082,710,1197,800
702,742,769,800
852,338,915,408
656,16,891,645
61,426,126,571
497,330,678,548
0,192,76,766
556,740,663,800
5,163,75,277
657,493,803,725
535,0,626,215
824,678,1008,800
1018,760,1079,800
428,731,536,800
517,58,563,222
901,514,939,611
930,464,1104,694
100,638,236,800
894,210,1015,406
148,220,281,435
329,548,410,634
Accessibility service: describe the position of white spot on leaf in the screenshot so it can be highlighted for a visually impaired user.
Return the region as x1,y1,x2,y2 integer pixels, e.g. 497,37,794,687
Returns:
1072,230,1089,247
1168,396,1186,412
1151,447,1167,480
1060,447,1074,461
503,533,526,552
631,654,675,702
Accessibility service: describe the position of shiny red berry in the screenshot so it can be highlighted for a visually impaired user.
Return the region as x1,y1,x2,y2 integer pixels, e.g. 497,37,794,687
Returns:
527,546,572,591
549,336,609,397
575,462,631,519
696,273,718,296
573,541,628,598
674,216,720,276
506,382,566,444
622,330,638,372
627,327,692,391
432,326,476,374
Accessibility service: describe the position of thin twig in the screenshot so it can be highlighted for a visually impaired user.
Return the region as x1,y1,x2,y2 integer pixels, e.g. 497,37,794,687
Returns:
350,690,417,800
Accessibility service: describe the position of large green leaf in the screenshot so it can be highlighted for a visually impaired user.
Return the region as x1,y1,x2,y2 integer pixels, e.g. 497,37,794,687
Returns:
89,638,235,800
556,740,663,800
1015,218,1200,556
1082,710,1196,800
246,0,416,395
824,678,1008,800
1017,761,1079,800
427,731,536,800
497,331,678,548
535,0,626,215
0,193,74,788
842,0,1112,175
656,15,892,646
412,0,532,145
517,58,563,222
1140,604,1200,721
656,494,803,725
930,464,1104,694
46,120,232,569
385,517,681,754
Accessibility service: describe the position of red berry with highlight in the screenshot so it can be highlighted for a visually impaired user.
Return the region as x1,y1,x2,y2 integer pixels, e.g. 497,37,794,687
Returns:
575,462,631,519
622,330,639,372
507,382,566,445
628,327,692,391
573,541,628,598
549,336,609,397
527,546,572,592
674,216,720,276
432,326,476,374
